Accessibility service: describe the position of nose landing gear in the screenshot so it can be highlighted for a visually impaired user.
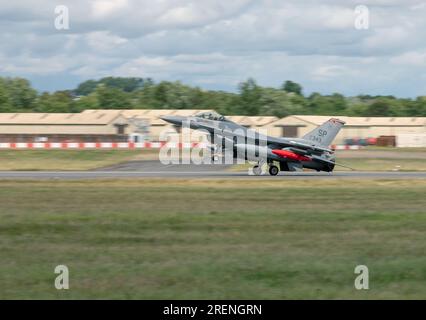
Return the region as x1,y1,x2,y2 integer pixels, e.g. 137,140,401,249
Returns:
252,159,266,176
252,165,262,176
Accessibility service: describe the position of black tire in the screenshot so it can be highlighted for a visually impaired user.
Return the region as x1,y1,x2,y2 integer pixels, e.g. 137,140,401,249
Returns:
269,165,279,176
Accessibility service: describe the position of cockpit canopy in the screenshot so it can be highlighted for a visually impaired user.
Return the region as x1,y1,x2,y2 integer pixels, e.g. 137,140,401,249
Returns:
195,111,227,121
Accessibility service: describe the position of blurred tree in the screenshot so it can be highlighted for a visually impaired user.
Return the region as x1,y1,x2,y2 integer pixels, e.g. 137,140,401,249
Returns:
74,80,98,96
259,88,305,117
396,98,425,116
35,91,74,112
0,78,11,112
329,93,347,113
413,97,426,116
6,78,37,110
74,77,146,96
73,93,99,112
99,77,145,92
282,80,303,96
365,99,391,116
307,93,347,115
95,85,132,109
346,103,368,116
199,90,238,115
0,75,425,117
236,78,262,115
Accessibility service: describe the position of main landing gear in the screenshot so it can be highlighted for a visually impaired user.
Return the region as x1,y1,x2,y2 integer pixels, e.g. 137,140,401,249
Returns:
252,161,280,176
268,165,279,176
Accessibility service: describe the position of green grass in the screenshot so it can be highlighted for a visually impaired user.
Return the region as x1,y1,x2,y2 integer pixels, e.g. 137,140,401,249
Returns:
364,146,426,152
0,179,425,299
0,150,158,170
335,158,426,171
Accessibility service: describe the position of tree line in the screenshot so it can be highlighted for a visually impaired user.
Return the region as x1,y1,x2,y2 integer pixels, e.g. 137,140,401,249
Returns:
0,76,425,117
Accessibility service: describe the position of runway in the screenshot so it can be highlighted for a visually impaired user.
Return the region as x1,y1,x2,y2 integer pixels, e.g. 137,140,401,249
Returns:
0,160,424,180
0,170,424,180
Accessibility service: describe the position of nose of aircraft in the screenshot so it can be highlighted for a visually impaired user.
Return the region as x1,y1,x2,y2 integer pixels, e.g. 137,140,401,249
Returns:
160,115,185,125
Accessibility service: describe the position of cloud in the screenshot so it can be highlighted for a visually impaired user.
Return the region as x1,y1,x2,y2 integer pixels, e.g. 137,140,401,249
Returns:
312,65,350,80
390,51,426,66
91,0,129,18
0,0,425,96
85,31,128,51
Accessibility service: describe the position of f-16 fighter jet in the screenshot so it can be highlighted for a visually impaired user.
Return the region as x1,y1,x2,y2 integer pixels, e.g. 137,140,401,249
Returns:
161,111,346,176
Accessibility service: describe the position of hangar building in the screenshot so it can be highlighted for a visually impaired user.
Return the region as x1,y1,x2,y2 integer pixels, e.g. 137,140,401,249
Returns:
0,111,129,142
81,109,214,142
0,110,424,146
265,115,426,145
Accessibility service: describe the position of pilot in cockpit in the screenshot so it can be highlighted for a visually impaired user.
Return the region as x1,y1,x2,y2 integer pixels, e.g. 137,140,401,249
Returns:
195,111,227,121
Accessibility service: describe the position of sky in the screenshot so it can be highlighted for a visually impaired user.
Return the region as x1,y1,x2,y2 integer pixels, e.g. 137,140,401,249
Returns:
0,0,426,97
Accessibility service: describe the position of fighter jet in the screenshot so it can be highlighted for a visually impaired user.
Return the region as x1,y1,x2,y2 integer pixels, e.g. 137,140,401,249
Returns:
161,111,346,175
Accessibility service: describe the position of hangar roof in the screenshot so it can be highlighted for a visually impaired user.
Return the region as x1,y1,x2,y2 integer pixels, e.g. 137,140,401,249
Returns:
246,116,279,126
271,115,426,127
226,116,279,127
226,116,253,126
81,110,276,127
82,109,214,125
0,111,124,125
0,111,424,128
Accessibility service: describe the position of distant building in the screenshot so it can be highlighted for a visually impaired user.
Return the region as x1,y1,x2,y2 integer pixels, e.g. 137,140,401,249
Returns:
265,115,426,145
0,110,425,146
82,109,214,142
0,111,129,142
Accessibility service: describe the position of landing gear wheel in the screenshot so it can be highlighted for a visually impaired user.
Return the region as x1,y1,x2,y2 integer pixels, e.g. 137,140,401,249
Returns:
269,165,279,176
253,165,262,176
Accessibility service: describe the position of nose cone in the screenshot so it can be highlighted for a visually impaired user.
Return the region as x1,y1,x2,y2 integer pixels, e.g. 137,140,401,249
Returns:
160,115,185,126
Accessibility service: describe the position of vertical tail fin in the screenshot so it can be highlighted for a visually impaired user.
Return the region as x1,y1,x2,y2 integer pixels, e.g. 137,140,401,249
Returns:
302,118,345,147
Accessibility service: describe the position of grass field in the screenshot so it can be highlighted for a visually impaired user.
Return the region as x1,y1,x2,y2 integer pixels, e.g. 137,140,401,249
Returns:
0,150,158,170
336,148,426,171
333,158,426,171
0,178,425,299
0,149,425,171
